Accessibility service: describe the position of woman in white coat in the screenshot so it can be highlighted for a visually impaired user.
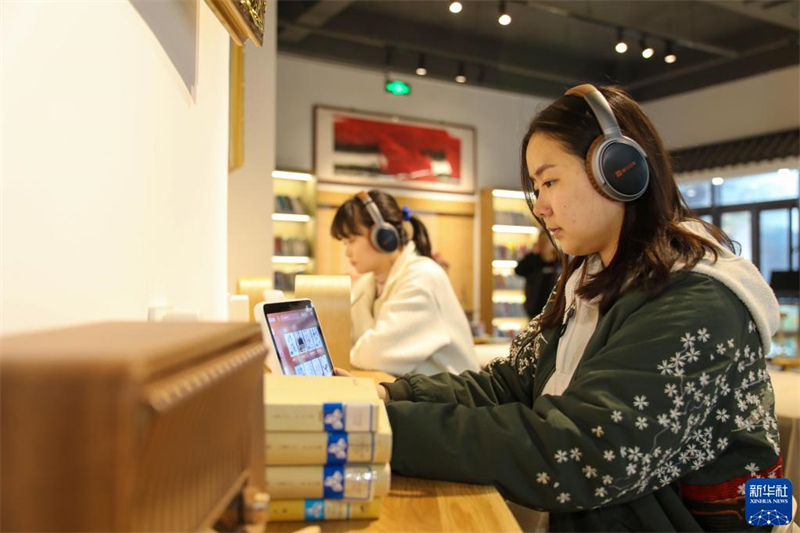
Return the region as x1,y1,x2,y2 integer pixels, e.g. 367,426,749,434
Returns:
330,190,479,376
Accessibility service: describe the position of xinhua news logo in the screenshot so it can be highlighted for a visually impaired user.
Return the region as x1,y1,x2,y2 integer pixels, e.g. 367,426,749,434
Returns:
745,478,793,526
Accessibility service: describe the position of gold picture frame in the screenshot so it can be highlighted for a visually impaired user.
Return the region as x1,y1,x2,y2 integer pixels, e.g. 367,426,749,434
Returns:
228,42,245,173
205,0,266,47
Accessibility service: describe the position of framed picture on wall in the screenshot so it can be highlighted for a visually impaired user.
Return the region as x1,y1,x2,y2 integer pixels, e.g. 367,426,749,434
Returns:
314,106,476,194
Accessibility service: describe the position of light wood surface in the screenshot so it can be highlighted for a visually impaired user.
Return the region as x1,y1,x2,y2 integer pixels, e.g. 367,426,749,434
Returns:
264,475,521,533
294,275,352,371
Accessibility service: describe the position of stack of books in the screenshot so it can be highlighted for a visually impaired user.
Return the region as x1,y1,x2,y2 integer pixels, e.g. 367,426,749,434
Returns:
264,375,392,523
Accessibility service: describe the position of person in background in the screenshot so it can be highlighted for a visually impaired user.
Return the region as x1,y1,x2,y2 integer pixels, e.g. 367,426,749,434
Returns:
515,231,560,319
373,85,782,531
330,190,479,376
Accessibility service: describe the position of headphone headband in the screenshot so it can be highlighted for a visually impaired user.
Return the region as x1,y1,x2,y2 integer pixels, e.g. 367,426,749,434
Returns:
565,84,622,139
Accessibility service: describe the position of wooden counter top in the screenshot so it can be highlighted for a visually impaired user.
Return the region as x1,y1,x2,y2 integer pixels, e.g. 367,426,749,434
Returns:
264,475,521,532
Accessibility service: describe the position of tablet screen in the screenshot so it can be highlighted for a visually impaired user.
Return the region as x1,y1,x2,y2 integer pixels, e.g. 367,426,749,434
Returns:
262,301,333,376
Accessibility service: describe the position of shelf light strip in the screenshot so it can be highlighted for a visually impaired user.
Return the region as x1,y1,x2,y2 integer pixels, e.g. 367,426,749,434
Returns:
272,213,311,222
272,170,313,181
492,189,526,199
272,256,311,264
492,260,518,269
492,224,538,234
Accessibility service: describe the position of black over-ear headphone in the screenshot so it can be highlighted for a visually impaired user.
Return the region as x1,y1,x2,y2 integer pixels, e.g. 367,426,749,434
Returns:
565,84,649,202
356,191,400,253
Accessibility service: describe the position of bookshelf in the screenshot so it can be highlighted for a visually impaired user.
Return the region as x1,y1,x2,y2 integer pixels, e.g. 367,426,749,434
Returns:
272,170,316,295
479,188,540,339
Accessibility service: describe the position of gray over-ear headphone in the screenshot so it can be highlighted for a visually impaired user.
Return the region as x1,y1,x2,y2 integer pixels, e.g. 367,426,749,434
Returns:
565,84,649,202
356,191,400,253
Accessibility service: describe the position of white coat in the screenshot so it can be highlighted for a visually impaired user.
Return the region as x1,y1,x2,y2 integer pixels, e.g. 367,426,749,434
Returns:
350,243,479,376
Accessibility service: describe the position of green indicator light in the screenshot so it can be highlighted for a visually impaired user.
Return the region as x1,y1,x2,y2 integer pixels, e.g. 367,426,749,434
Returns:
384,79,411,96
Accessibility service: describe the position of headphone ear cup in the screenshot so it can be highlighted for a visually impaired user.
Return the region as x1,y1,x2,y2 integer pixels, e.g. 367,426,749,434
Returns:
598,142,649,200
372,225,400,253
584,136,615,201
586,136,649,202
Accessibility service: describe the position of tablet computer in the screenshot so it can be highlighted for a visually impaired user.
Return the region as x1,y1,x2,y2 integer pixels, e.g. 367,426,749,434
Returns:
257,298,334,376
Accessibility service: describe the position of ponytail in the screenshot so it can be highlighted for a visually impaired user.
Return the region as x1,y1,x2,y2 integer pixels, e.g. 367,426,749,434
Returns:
408,216,432,258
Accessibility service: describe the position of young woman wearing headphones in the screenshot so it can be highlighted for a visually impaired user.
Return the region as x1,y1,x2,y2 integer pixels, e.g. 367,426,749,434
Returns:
376,86,783,531
330,189,479,376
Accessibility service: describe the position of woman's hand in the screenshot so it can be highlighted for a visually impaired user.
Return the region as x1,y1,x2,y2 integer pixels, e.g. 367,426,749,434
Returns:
334,367,388,402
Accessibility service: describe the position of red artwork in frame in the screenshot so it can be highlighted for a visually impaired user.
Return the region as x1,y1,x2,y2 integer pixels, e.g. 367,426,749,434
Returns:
314,106,476,194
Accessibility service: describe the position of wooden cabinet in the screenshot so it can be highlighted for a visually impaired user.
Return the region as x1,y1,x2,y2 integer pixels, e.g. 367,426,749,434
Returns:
479,188,540,339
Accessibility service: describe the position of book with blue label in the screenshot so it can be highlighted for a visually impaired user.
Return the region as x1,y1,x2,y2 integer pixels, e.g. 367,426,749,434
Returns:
264,463,391,500
264,375,382,432
267,498,383,522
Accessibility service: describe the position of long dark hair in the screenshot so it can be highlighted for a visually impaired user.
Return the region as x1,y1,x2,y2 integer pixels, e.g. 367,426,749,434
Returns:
330,189,432,258
521,85,734,331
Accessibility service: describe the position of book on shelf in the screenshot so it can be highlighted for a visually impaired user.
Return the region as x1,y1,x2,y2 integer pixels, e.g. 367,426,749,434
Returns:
264,375,382,432
265,463,391,500
267,498,383,522
266,402,391,465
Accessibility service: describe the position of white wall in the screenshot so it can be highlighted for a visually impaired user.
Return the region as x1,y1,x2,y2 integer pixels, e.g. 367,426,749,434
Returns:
1,1,230,334
277,56,799,178
643,65,800,150
276,54,551,191
228,1,277,293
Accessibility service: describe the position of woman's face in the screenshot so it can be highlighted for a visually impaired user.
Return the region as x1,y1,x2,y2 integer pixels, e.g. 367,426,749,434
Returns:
526,133,625,266
342,227,392,274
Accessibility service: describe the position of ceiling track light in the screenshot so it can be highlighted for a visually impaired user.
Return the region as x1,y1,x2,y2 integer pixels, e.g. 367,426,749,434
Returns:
664,40,677,64
449,1,462,14
415,54,427,76
498,1,511,25
615,27,628,54
640,37,654,59
455,61,467,84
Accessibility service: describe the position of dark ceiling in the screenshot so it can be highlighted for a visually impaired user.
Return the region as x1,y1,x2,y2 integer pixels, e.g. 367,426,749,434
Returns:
276,0,800,101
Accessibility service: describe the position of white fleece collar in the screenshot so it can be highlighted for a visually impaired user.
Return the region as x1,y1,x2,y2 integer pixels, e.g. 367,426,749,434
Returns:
560,223,780,354
681,221,780,354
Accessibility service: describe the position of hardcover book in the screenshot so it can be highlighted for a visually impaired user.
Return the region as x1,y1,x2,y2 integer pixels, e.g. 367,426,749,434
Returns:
265,463,391,500
267,498,382,522
264,375,382,432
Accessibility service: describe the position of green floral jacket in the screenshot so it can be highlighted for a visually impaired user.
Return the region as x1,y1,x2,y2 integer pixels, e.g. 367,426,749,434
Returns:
384,272,781,531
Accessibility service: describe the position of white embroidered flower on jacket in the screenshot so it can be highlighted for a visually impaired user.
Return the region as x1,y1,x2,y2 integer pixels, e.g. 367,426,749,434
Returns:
681,332,696,348
603,450,616,461
595,487,607,498
602,475,613,485
536,472,550,484
582,465,598,478
611,410,623,422
697,328,710,342
633,395,649,410
554,450,568,463
569,447,582,461
635,417,649,430
556,492,571,504
591,425,604,437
